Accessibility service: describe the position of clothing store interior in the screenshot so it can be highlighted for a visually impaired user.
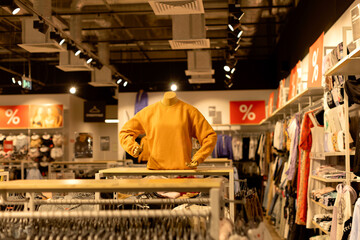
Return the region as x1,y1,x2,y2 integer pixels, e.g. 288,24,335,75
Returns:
1,0,360,239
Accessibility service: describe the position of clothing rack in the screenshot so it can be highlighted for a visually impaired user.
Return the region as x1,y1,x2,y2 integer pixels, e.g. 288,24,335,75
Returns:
0,178,224,240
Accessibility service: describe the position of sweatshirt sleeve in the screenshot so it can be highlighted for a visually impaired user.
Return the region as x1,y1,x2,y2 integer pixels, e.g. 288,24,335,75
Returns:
191,108,217,164
119,113,145,157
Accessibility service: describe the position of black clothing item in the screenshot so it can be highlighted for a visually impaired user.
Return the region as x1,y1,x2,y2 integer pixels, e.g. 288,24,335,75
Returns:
345,77,360,105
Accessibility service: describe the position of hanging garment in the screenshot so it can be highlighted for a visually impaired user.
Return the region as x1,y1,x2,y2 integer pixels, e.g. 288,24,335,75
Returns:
134,90,148,114
232,136,243,161
350,198,360,240
215,134,234,160
119,100,217,170
285,114,300,181
296,110,316,225
330,184,357,240
248,136,258,160
306,112,325,228
273,121,284,150
26,168,42,179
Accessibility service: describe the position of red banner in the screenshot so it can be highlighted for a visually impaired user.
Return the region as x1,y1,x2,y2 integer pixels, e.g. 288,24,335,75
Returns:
268,92,275,117
288,66,297,100
308,32,324,88
0,105,29,129
230,101,266,124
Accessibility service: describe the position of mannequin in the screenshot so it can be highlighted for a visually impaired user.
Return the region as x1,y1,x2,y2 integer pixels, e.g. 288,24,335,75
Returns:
119,91,217,170
161,91,179,106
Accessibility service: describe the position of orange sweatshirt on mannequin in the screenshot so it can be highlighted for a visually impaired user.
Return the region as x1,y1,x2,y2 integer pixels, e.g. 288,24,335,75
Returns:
119,99,217,170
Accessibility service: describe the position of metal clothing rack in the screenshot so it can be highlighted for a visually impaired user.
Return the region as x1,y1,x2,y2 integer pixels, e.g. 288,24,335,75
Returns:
0,178,224,240
96,166,235,221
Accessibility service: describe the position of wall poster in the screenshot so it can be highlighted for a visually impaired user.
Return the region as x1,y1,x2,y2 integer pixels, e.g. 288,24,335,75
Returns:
74,132,93,158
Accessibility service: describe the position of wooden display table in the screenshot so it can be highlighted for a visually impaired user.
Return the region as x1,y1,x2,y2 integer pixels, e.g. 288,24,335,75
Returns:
202,158,232,167
97,166,235,220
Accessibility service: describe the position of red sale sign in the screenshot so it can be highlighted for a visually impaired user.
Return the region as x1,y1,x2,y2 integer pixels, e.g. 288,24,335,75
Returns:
3,140,13,152
0,105,29,129
308,32,324,88
230,101,266,124
268,92,275,117
288,66,297,100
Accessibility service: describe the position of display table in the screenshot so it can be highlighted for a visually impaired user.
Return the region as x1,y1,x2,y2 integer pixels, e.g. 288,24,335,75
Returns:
202,158,232,167
97,166,235,220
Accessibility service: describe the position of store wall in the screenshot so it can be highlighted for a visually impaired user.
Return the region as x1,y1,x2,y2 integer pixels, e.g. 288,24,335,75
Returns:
117,90,272,159
68,96,118,161
0,94,118,162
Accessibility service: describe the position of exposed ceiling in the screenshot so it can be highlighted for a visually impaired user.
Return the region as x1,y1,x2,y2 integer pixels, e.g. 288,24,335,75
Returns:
0,0,296,104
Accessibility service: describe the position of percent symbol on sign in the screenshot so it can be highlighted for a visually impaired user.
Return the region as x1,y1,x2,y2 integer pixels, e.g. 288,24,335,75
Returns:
5,109,20,125
239,104,256,121
311,48,319,83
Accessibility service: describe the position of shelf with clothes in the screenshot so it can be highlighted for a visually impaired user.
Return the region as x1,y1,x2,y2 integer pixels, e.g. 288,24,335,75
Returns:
0,128,66,179
310,199,334,211
308,27,359,239
311,221,330,235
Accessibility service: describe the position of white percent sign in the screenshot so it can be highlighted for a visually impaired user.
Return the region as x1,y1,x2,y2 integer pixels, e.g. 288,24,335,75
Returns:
239,104,256,121
311,48,319,83
5,109,20,125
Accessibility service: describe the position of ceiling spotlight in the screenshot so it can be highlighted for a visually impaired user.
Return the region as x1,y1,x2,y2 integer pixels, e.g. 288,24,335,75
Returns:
170,83,177,91
233,11,245,21
235,44,241,52
123,81,128,87
69,86,76,94
237,30,243,38
59,38,66,45
228,16,239,32
226,74,231,79
75,49,81,56
11,77,16,84
236,37,241,45
17,80,22,86
86,58,93,64
116,78,122,84
231,68,236,74
11,5,20,15
228,82,233,88
224,65,231,72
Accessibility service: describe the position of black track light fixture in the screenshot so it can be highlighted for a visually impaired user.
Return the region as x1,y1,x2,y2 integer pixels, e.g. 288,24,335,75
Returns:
33,20,49,34
233,10,245,21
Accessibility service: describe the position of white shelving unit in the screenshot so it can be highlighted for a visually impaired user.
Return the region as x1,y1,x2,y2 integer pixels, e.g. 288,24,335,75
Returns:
310,175,345,183
310,199,334,211
308,27,356,235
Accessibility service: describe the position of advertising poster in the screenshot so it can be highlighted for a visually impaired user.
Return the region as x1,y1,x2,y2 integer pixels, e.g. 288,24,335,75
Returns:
74,132,93,158
100,136,110,151
29,104,63,128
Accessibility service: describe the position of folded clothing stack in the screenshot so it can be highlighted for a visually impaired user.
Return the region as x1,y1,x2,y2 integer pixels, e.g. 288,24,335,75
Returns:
313,165,345,179
313,214,332,232
311,187,337,206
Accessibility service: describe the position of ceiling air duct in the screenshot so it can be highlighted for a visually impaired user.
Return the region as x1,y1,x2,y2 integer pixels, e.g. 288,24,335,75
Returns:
170,14,209,49
18,0,65,53
148,0,204,15
186,50,214,84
